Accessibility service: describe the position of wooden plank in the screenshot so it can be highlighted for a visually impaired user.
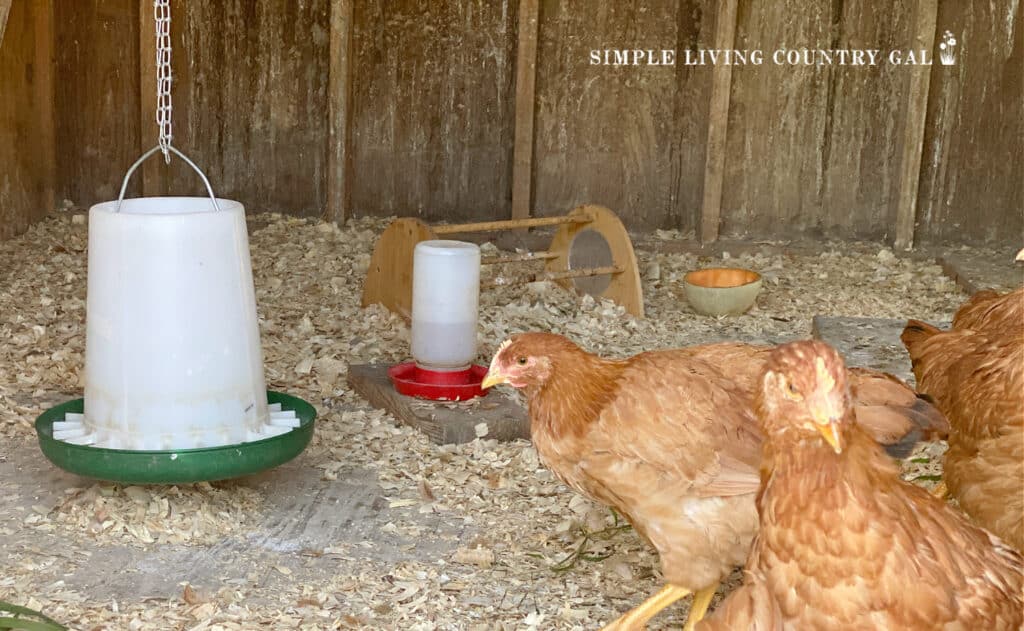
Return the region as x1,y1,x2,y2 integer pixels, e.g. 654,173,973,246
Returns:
698,0,738,244
54,0,142,207
915,2,1022,246
346,364,530,445
350,1,516,223
169,2,330,213
893,0,938,250
937,249,1024,295
811,316,932,386
511,0,539,221
326,0,354,224
0,0,12,48
33,0,56,216
0,0,53,240
138,0,162,197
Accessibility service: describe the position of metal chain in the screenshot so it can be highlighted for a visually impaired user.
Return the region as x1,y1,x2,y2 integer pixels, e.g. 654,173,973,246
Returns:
154,0,173,163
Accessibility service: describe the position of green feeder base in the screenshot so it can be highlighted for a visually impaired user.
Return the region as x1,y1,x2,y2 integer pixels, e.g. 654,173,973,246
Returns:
34,391,316,485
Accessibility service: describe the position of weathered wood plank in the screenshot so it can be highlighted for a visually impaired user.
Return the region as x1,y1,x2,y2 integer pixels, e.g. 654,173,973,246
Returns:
511,0,539,221
326,0,354,224
698,0,738,244
811,316,923,385
0,0,54,241
54,0,142,207
532,1,713,232
893,0,938,250
722,1,915,241
350,0,516,223
168,1,330,212
346,364,530,445
33,0,55,218
937,249,1024,295
915,1,1023,246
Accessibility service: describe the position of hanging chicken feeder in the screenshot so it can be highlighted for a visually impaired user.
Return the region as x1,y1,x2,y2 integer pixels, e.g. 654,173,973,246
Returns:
388,240,490,400
34,145,316,484
33,1,312,483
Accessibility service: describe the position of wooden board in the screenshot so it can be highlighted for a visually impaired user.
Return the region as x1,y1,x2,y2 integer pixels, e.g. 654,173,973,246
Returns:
166,1,331,213
811,316,924,385
360,217,436,320
137,0,163,197
545,204,645,318
698,0,738,244
349,0,517,223
531,1,714,232
347,364,530,445
327,0,354,224
915,1,1023,246
0,0,54,241
937,249,1024,295
893,0,938,250
54,0,142,207
721,1,915,241
511,0,539,221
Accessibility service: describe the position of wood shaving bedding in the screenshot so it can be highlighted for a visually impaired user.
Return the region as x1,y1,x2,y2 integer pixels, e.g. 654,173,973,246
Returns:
0,212,969,629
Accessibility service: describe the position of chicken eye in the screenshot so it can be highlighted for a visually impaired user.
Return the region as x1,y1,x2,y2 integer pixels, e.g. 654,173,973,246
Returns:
785,382,802,399
516,357,528,366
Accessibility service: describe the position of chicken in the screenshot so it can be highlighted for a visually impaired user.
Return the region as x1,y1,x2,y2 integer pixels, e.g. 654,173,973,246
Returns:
672,342,948,457
901,288,1024,550
950,286,1024,332
481,333,948,629
698,340,1024,630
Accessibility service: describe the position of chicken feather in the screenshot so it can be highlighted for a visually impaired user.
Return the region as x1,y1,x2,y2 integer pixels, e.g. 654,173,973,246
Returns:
483,332,949,628
699,340,1023,630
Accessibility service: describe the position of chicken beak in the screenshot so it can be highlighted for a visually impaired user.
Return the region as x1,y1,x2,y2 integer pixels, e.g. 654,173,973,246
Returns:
811,405,843,454
480,369,507,390
815,420,843,454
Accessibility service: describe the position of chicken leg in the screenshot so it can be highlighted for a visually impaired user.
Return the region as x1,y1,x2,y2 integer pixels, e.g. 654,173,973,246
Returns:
601,584,691,630
681,583,718,631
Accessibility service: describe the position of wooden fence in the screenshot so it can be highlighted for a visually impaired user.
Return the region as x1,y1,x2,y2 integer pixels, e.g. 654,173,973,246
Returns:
1,0,1020,246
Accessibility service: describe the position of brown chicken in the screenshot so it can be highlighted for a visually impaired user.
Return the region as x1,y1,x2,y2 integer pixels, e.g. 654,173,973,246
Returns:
481,333,948,629
697,340,1023,630
902,287,1024,550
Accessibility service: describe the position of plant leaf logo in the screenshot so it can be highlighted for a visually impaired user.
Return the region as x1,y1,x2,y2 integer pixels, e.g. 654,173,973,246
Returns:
938,30,958,66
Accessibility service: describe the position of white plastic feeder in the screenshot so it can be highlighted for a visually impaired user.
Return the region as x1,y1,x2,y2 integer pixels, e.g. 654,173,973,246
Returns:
56,146,293,450
411,240,481,371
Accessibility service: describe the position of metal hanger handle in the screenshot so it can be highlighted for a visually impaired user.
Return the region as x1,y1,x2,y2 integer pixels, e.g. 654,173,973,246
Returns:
116,144,221,212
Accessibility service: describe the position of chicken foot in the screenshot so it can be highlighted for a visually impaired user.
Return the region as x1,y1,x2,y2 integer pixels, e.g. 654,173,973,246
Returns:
681,583,718,631
600,584,691,630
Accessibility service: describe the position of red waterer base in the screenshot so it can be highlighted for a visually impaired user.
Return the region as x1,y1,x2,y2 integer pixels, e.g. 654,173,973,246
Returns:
387,363,490,401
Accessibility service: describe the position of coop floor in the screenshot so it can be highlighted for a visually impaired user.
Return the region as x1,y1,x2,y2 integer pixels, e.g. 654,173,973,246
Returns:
0,213,1019,630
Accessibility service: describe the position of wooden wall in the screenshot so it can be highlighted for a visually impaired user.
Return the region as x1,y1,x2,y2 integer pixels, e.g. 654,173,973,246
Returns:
721,1,913,241
915,0,1023,245
0,0,1021,246
531,0,714,231
0,0,54,242
54,0,140,206
348,0,517,223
